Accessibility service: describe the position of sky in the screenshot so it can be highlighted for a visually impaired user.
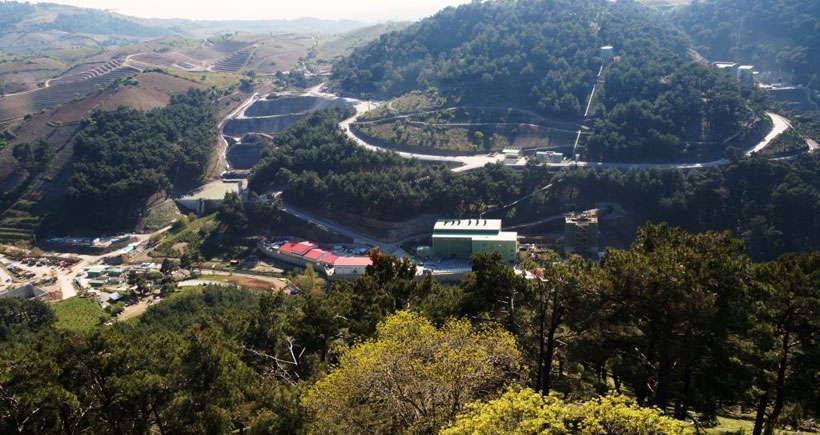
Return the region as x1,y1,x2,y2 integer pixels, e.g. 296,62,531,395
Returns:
28,0,473,22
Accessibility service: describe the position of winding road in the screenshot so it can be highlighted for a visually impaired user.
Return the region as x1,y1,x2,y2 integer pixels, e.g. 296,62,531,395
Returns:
279,203,410,257
206,86,803,259
337,99,794,171
223,83,797,173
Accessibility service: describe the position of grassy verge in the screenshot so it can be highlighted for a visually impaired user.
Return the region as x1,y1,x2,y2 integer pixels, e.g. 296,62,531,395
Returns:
151,213,218,257
52,296,107,332
710,416,754,434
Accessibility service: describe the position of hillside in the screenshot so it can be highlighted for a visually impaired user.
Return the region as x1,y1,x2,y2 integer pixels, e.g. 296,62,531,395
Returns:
0,2,170,56
0,1,370,58
0,14,392,241
333,0,767,161
671,0,820,83
0,71,216,243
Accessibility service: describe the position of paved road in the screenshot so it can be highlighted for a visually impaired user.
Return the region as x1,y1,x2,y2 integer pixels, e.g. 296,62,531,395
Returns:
339,101,508,172
210,85,797,258
338,95,793,171
280,203,410,257
250,83,795,173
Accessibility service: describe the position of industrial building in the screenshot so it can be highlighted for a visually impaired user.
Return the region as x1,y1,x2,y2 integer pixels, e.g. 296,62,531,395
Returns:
738,65,754,83
502,149,523,165
432,219,518,261
714,61,755,83
536,151,563,163
176,179,248,215
257,239,373,279
601,45,614,63
564,210,598,256
715,62,739,79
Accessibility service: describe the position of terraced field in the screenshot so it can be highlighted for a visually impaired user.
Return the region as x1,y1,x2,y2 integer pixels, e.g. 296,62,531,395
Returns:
213,40,254,54
47,59,124,86
211,47,254,73
186,40,254,62
0,64,141,123
0,209,39,244
130,52,205,71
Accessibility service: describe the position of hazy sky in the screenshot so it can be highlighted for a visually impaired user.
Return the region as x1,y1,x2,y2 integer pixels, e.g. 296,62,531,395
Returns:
28,0,473,22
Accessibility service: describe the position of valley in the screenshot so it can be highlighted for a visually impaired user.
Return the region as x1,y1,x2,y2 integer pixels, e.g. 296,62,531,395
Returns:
0,0,819,434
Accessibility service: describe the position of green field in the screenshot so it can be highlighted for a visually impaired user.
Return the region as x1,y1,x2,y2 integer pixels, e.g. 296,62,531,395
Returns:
52,296,106,332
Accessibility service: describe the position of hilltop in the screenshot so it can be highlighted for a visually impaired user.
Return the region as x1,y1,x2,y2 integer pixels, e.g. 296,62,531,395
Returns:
0,1,369,57
331,0,769,162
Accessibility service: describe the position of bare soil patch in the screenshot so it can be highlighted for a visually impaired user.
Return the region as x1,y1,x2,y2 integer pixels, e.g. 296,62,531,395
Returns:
227,275,286,292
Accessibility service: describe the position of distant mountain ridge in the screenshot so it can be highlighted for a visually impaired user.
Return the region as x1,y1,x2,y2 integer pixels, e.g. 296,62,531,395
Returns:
191,18,369,35
0,1,369,55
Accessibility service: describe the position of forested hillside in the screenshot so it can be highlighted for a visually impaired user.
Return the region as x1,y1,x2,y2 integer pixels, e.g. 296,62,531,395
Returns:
64,89,218,231
250,109,553,221
2,226,818,433
252,108,820,262
671,0,820,82
333,0,601,118
551,153,820,261
588,0,771,161
332,0,765,161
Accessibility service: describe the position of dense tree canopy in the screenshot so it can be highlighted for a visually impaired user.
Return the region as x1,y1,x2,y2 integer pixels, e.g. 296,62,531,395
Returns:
65,88,218,231
599,224,751,417
250,109,548,221
332,0,601,119
333,0,762,160
671,0,820,83
749,253,820,435
549,153,820,261
2,227,820,433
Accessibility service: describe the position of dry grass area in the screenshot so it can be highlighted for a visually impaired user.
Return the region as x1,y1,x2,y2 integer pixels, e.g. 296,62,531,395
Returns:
97,72,205,111
197,273,287,292
0,56,66,93
316,23,407,63
248,36,313,74
117,298,151,322
227,275,286,292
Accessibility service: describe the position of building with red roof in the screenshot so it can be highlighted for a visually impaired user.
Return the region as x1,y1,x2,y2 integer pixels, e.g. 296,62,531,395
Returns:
292,241,318,256
276,242,300,255
304,249,329,261
319,253,338,265
258,239,374,279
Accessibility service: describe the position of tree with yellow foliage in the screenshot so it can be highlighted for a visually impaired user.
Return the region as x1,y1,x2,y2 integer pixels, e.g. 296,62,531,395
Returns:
303,311,522,434
441,388,693,435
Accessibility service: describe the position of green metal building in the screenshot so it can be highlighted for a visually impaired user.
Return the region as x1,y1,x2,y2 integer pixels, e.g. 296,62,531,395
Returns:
432,219,519,261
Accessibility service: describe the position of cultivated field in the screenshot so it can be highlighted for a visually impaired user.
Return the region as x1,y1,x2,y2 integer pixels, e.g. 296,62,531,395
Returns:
0,64,141,123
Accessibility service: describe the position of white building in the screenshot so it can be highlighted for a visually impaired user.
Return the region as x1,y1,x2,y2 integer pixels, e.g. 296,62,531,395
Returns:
331,256,372,277
176,179,248,214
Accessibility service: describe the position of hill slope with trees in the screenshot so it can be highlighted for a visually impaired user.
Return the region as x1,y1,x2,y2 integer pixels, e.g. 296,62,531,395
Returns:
670,0,820,83
1,226,819,433
64,88,218,231
332,0,768,161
